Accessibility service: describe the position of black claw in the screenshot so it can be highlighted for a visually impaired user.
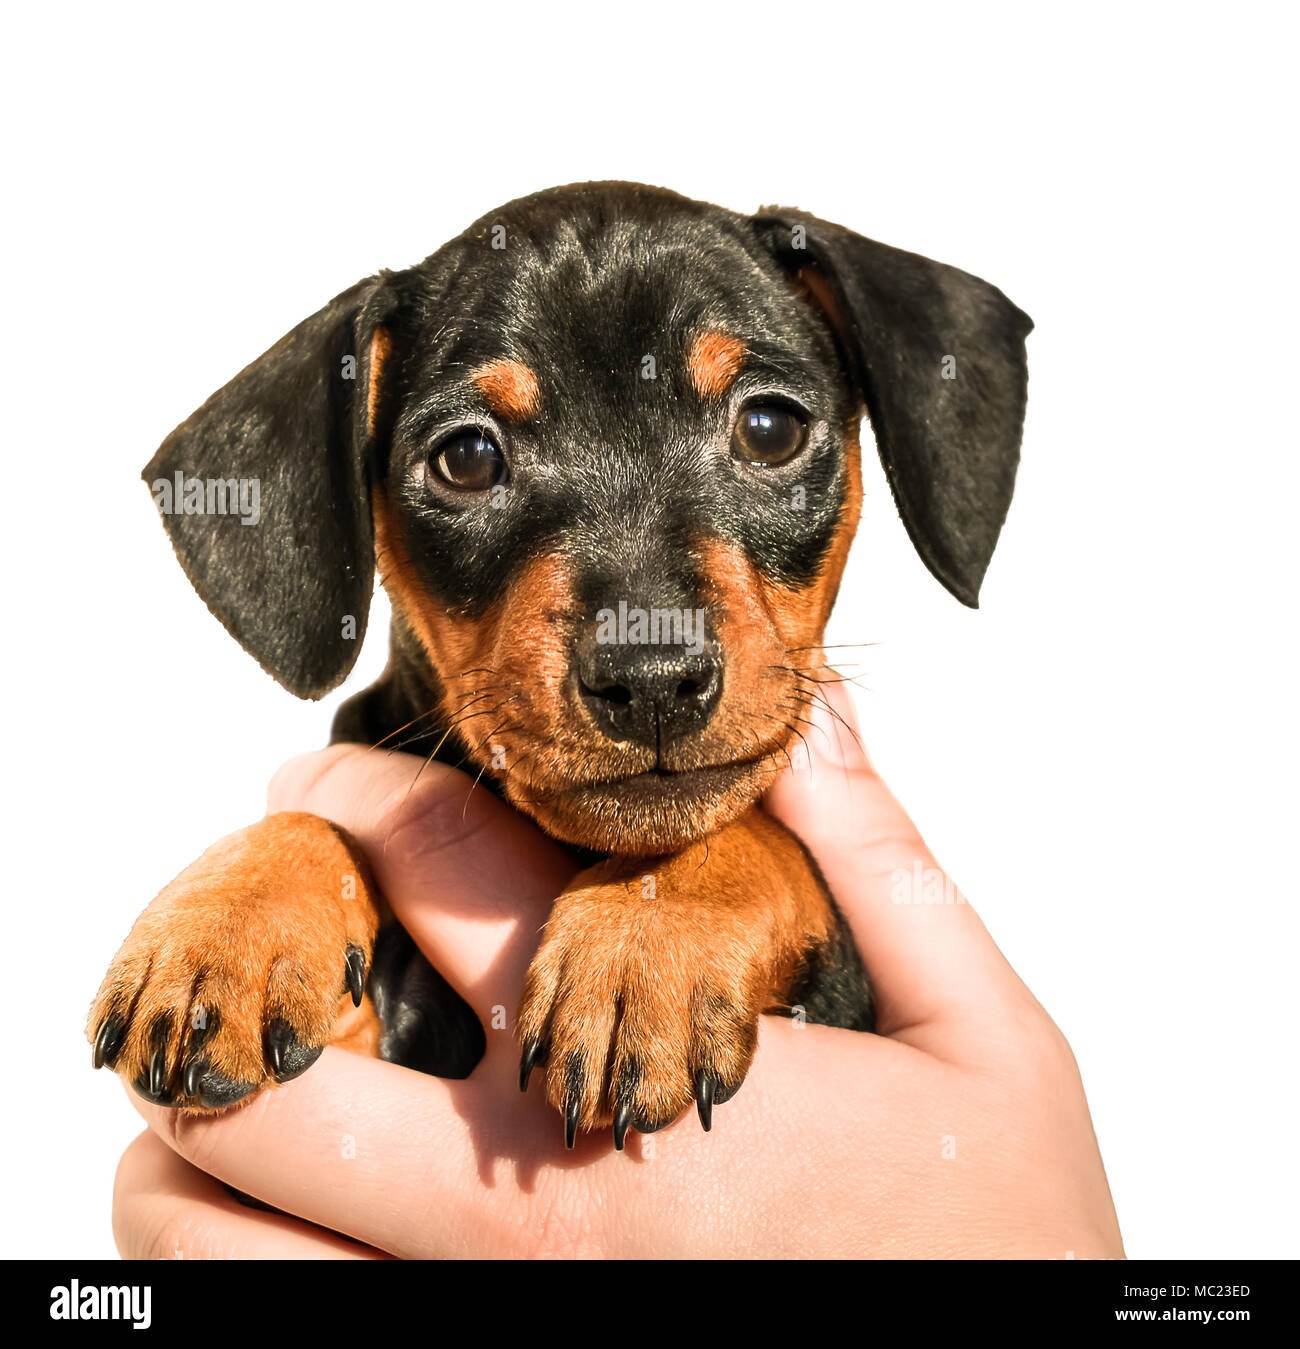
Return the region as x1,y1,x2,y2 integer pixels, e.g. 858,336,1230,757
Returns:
266,1020,290,1076
182,1056,205,1098
613,1099,632,1151
519,1039,543,1093
695,1069,715,1132
563,1053,584,1149
149,1045,168,1099
92,1017,125,1070
264,1018,322,1083
345,945,366,1008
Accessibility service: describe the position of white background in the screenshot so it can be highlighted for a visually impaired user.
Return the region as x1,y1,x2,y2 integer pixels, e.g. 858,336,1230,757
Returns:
3,2,1296,1259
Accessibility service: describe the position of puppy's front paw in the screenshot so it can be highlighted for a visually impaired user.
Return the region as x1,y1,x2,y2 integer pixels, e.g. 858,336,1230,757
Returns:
88,813,379,1111
517,877,763,1148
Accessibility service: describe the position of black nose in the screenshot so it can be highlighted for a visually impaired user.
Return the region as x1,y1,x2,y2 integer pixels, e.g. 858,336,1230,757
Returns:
577,636,723,748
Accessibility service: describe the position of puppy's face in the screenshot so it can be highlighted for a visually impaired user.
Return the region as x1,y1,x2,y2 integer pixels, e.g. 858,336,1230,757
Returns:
373,206,861,853
146,182,1031,857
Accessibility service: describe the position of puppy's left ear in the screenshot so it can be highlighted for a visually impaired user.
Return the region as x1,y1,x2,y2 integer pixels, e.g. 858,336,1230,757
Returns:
753,208,1032,606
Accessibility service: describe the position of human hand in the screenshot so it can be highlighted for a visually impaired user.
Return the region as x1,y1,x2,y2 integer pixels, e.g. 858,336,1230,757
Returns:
112,683,1123,1259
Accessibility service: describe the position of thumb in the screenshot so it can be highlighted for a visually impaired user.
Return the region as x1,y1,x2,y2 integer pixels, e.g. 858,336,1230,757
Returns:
762,676,1021,1035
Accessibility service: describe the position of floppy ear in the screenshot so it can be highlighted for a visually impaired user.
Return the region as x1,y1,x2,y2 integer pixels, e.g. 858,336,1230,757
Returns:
753,209,1033,606
143,276,399,698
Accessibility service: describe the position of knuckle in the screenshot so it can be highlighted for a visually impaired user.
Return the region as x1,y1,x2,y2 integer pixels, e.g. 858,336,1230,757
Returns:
999,1000,1080,1086
266,745,357,813
1024,1017,1079,1079
383,769,492,867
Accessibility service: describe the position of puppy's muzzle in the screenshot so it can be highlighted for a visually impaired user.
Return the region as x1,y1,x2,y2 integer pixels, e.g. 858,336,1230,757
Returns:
576,631,723,748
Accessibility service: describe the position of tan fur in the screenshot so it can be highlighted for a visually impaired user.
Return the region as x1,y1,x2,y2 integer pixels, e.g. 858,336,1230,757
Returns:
688,419,863,797
518,807,833,1129
367,326,392,436
86,813,384,1112
373,490,577,777
789,265,845,334
377,482,785,852
472,358,541,421
758,419,864,651
687,330,746,399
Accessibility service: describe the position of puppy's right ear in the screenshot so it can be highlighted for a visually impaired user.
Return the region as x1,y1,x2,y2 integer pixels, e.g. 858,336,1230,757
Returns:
143,276,400,699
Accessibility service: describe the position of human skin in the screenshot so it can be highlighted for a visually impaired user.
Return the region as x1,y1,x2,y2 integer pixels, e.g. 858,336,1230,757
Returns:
112,683,1124,1259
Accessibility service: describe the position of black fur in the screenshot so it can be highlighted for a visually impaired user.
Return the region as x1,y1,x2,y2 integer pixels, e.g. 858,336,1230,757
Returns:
753,208,1033,605
367,925,485,1078
143,279,400,698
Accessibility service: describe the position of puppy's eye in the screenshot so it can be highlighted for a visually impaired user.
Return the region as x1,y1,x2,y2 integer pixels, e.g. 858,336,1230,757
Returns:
429,432,506,492
731,404,808,465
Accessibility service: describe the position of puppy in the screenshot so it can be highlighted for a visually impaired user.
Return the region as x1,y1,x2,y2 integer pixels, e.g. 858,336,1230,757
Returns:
89,182,1031,1149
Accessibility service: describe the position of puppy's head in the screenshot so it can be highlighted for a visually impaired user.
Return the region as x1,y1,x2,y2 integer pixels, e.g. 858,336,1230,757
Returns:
146,183,1031,854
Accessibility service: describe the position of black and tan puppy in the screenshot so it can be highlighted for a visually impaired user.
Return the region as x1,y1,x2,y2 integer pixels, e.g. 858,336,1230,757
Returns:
89,182,1031,1149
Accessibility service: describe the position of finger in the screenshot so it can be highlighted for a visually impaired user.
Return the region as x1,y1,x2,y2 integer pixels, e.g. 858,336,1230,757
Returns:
763,675,1026,1035
268,745,576,1021
131,1048,565,1258
113,1129,386,1259
132,1028,908,1260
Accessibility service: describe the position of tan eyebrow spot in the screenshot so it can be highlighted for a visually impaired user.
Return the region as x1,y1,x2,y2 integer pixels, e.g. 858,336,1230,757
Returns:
688,330,746,399
473,359,542,421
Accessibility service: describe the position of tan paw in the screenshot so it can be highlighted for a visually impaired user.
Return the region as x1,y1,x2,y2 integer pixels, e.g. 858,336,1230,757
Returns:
516,870,766,1148
88,813,380,1111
